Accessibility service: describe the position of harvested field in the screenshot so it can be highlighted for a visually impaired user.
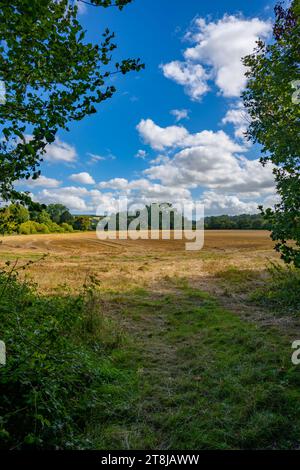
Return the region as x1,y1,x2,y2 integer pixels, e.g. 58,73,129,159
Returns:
0,230,278,293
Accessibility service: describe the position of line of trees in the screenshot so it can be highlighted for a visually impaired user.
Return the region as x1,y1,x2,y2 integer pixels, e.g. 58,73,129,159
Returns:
99,204,271,231
0,203,92,235
0,201,272,235
204,214,271,230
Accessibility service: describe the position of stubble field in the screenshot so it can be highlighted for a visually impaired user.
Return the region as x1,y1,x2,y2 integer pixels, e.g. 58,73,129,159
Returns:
0,229,278,293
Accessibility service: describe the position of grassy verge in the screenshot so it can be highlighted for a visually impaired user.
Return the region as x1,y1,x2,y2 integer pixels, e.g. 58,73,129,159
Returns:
214,263,300,316
88,282,300,449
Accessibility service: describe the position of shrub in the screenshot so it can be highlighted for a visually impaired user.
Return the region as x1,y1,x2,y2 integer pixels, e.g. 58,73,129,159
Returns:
61,223,73,233
47,222,64,233
18,221,38,235
35,223,50,234
0,271,122,449
18,221,50,235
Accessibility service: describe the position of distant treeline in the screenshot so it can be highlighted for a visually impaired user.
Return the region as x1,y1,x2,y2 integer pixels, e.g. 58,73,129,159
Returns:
97,206,271,231
0,202,271,235
203,214,271,230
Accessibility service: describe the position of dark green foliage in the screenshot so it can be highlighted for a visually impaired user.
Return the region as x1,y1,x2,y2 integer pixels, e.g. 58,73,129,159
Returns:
0,269,127,449
73,215,91,231
0,0,143,199
60,210,74,226
204,213,271,230
46,204,69,224
243,1,300,266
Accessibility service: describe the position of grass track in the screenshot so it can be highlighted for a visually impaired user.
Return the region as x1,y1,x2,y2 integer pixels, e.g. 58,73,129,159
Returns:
87,282,300,450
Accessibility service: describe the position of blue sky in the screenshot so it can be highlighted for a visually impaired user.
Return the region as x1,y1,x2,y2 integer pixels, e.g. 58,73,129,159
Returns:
20,0,280,215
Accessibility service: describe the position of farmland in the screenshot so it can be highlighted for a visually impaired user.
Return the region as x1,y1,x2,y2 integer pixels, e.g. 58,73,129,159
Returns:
1,230,300,449
0,230,278,293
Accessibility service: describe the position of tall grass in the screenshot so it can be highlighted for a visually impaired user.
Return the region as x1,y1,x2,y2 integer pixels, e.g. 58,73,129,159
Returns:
252,263,300,315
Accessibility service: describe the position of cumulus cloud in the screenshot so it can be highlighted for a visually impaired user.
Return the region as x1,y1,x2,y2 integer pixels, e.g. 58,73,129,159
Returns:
33,186,118,214
138,118,275,197
162,15,271,99
137,119,189,150
137,118,243,153
45,138,77,163
200,191,260,215
69,172,95,185
98,177,192,208
23,175,61,188
30,115,276,216
36,187,89,212
222,102,250,141
161,61,209,101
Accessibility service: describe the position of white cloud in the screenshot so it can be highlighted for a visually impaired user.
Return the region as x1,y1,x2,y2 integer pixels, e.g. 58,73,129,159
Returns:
170,109,189,122
137,119,189,150
98,177,192,208
36,188,88,212
200,191,260,215
162,15,271,99
135,149,147,159
45,138,77,163
137,118,243,153
24,175,61,188
139,118,275,197
222,102,249,141
69,172,95,185
99,178,129,191
161,61,209,101
87,152,116,164
87,153,106,163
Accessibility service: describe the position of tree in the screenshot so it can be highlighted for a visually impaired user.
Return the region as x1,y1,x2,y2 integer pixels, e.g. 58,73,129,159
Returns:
0,203,29,234
243,0,300,267
0,0,143,200
73,216,91,231
8,203,29,225
46,204,69,224
36,209,53,226
60,210,74,225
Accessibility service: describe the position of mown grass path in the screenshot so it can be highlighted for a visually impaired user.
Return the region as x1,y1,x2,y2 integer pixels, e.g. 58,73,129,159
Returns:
88,281,300,450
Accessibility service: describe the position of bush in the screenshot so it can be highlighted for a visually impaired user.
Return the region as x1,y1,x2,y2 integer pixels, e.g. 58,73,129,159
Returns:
0,271,122,449
47,222,64,233
252,263,300,315
18,221,50,235
61,223,73,233
18,221,38,235
35,223,50,234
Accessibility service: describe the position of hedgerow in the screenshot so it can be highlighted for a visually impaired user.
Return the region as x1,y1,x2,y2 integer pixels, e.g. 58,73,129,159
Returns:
0,266,123,449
